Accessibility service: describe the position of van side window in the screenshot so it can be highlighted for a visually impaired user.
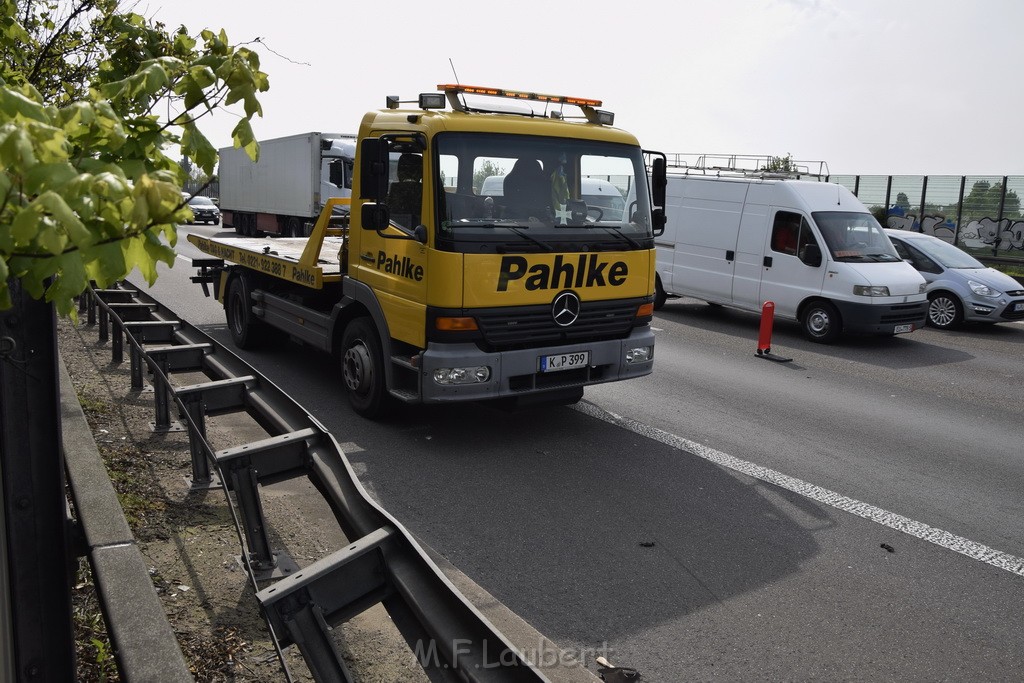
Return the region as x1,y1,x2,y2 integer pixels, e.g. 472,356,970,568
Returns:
771,211,802,255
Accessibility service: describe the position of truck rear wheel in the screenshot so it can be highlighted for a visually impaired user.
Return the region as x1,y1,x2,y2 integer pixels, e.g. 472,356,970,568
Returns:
226,276,284,349
801,300,842,344
341,318,390,418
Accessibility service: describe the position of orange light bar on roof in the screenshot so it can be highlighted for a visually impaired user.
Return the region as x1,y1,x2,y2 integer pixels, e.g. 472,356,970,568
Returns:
436,84,602,107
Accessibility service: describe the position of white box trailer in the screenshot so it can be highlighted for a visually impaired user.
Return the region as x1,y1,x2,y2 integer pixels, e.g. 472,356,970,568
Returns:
218,132,355,237
655,174,929,342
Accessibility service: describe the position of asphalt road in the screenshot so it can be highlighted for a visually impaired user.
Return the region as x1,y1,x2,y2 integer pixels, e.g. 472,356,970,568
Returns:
140,224,1024,681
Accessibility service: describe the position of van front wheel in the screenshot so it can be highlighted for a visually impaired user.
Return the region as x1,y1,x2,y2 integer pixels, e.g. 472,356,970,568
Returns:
801,301,842,343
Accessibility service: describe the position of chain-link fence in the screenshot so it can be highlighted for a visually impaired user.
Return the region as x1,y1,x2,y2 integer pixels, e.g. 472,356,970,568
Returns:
831,174,1024,262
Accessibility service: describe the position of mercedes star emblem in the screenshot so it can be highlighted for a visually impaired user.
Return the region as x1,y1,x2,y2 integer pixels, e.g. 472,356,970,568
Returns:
552,291,581,327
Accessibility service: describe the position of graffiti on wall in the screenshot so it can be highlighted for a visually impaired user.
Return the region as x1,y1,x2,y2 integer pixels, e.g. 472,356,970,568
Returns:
886,206,1024,253
958,217,1024,253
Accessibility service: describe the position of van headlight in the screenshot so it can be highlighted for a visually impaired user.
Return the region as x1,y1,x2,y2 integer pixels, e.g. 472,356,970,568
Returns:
853,285,890,297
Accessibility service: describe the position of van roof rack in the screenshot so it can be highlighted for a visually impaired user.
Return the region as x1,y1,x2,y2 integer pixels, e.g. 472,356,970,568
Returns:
665,153,829,180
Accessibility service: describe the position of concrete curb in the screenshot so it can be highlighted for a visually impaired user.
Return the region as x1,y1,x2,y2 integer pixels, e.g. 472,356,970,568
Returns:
60,355,193,681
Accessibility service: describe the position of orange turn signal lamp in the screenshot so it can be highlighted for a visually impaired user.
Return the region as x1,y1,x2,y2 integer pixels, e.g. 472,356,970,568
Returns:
435,316,479,331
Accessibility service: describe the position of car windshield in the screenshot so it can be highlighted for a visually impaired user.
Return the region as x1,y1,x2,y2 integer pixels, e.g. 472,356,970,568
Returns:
812,212,901,262
434,132,653,254
188,196,216,207
906,235,985,269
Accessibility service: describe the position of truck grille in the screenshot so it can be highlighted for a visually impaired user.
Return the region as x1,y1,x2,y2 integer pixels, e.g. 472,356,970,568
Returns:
475,299,642,349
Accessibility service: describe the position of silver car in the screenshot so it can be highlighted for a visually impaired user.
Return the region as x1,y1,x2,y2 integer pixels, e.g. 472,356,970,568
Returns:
885,229,1024,329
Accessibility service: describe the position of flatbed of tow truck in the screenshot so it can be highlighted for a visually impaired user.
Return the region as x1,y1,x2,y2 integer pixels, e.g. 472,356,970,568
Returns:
187,198,349,290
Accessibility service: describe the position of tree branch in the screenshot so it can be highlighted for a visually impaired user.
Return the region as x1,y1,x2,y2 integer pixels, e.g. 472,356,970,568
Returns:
26,0,96,88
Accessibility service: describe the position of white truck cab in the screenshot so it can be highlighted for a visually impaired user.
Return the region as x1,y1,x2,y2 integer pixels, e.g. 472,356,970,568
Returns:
656,173,928,342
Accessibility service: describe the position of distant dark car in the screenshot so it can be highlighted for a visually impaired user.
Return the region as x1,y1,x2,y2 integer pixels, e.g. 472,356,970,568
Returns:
886,229,1024,329
186,195,221,224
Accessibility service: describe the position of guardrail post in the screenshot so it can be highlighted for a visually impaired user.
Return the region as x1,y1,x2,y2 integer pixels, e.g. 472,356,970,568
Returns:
257,527,395,680
129,343,145,390
174,376,254,490
98,305,108,342
111,317,124,364
180,395,216,489
215,429,311,580
152,361,173,431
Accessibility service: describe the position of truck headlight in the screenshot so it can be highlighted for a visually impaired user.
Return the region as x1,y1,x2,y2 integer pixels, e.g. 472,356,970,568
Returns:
968,280,999,297
853,285,890,297
625,346,653,364
433,366,491,385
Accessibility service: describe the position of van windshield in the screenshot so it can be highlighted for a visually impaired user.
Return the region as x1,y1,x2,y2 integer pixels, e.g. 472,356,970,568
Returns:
812,212,901,263
434,132,653,254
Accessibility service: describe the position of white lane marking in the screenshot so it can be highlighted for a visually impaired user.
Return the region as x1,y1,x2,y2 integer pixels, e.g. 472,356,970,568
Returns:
573,401,1024,577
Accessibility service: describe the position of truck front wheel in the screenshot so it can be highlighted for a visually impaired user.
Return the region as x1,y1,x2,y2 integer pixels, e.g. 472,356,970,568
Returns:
341,318,390,418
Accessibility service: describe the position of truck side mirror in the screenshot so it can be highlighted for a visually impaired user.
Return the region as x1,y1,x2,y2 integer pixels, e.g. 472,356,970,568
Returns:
359,138,389,200
361,203,390,231
800,243,822,267
650,155,667,236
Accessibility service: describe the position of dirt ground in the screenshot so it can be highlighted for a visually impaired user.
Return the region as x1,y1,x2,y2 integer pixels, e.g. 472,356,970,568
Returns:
59,314,432,682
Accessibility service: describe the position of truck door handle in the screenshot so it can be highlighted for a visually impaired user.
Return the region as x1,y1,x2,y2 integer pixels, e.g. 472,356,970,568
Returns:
763,256,773,267
360,252,375,263
726,250,735,261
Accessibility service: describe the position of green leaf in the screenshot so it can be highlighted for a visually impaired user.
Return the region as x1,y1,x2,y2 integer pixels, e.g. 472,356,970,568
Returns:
230,118,259,161
83,241,128,288
181,124,217,176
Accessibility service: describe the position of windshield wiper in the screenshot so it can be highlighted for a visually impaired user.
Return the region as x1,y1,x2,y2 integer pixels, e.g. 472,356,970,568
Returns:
593,225,641,249
443,220,552,251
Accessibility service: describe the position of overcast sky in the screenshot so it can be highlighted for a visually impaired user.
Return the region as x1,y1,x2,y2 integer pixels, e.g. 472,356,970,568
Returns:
145,0,1023,177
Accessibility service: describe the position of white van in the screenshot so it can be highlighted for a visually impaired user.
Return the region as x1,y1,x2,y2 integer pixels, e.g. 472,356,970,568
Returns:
655,175,929,342
480,175,626,219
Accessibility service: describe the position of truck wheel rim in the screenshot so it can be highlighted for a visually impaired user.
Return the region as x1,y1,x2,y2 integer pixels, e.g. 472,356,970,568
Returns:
343,343,372,393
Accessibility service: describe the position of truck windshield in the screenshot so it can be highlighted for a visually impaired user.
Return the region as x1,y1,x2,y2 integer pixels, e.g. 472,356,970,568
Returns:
812,212,902,263
434,133,653,253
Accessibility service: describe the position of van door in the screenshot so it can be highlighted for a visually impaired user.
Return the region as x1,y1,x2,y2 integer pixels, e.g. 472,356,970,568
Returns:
668,178,746,303
757,209,827,318
730,199,769,310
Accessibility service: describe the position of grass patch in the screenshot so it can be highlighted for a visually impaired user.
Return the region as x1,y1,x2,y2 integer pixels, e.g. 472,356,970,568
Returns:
72,560,120,682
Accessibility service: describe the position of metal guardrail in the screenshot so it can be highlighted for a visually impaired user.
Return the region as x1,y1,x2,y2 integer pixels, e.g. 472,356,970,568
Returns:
78,282,549,682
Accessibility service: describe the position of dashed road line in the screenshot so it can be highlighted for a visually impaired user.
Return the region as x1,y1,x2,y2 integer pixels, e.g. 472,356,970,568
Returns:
574,400,1024,577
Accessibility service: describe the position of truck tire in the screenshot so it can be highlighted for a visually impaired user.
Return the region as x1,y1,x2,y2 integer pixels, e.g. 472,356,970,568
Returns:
226,276,270,349
341,317,391,418
286,217,302,237
801,300,842,344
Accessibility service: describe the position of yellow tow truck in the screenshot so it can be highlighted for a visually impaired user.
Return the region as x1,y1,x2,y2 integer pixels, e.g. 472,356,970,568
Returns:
189,84,667,418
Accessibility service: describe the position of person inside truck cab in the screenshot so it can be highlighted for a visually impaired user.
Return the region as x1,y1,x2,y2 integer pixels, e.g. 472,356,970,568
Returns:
503,158,550,220
387,152,423,227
